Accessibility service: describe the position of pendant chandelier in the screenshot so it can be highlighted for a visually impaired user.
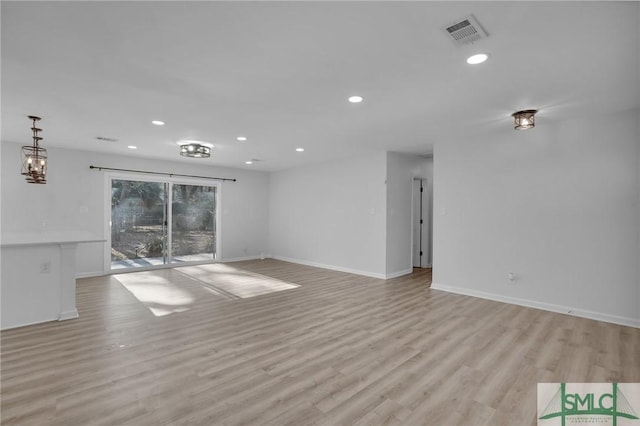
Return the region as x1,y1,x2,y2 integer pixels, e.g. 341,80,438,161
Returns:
512,109,538,130
21,116,48,184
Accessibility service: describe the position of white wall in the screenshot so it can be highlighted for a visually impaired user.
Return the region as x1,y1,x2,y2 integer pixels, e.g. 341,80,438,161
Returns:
269,152,388,277
0,143,270,275
386,152,432,276
424,158,434,266
432,108,640,326
637,111,640,321
1,245,62,328
268,151,431,278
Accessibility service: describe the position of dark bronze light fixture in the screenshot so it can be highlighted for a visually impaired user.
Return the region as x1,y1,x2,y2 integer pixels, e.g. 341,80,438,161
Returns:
21,116,48,184
180,142,211,158
512,109,538,130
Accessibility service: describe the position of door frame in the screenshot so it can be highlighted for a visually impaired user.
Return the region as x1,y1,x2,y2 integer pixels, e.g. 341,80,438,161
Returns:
411,177,431,269
103,171,222,274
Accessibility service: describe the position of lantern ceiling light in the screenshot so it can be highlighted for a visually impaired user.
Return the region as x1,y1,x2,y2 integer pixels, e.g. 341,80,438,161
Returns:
21,115,48,184
512,109,538,130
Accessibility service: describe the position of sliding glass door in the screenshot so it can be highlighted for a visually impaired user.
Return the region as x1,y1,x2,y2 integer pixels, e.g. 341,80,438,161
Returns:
111,179,167,269
110,177,218,271
171,184,216,263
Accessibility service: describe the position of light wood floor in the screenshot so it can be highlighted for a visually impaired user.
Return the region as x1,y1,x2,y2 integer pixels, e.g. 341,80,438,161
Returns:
1,259,639,425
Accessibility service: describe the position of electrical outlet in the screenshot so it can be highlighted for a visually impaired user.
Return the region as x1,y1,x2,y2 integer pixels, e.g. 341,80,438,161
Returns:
40,261,51,273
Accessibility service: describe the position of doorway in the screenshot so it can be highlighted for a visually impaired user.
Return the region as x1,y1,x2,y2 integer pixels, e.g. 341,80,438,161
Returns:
109,175,219,271
412,178,432,268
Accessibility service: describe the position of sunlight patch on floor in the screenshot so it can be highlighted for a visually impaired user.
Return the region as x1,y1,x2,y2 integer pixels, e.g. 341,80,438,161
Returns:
112,263,300,317
115,272,195,317
177,264,300,299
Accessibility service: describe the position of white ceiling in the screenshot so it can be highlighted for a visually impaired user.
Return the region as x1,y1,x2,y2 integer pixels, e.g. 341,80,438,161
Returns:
2,1,639,172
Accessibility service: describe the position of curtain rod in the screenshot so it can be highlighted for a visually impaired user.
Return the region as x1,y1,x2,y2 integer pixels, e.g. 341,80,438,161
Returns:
89,165,236,182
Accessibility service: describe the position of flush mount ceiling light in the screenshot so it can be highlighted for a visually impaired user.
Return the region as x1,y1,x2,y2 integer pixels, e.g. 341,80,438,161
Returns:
127,145,137,150
237,136,247,141
151,120,165,126
296,148,304,152
348,95,364,103
466,53,488,65
512,109,538,130
179,141,211,158
245,160,253,165
21,115,47,184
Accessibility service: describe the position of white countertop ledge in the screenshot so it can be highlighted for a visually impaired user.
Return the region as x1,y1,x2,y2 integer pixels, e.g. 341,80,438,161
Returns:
1,232,105,247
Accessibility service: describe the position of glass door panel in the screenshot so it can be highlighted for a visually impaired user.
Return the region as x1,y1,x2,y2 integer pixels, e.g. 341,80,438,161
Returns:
111,179,167,269
171,184,217,263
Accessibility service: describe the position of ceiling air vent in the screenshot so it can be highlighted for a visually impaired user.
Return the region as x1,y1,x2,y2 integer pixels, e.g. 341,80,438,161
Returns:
443,15,488,46
96,136,118,143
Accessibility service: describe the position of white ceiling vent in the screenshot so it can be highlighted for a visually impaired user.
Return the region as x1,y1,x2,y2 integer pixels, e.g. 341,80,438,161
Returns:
443,15,488,46
96,136,118,143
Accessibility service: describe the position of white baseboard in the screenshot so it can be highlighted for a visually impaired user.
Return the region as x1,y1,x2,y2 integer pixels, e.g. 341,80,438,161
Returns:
272,256,413,280
76,271,105,279
58,309,79,321
431,282,640,329
386,268,413,279
222,255,262,263
272,255,388,279
73,257,414,281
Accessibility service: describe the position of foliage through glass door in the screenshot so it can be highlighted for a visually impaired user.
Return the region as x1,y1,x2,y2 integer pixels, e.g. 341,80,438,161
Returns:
171,184,216,263
110,178,217,270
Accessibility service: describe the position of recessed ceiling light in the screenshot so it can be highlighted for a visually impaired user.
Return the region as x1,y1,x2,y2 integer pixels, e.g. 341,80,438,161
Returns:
296,148,304,152
348,95,364,103
151,120,165,126
466,53,488,65
237,136,247,141
245,160,253,165
127,145,137,149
